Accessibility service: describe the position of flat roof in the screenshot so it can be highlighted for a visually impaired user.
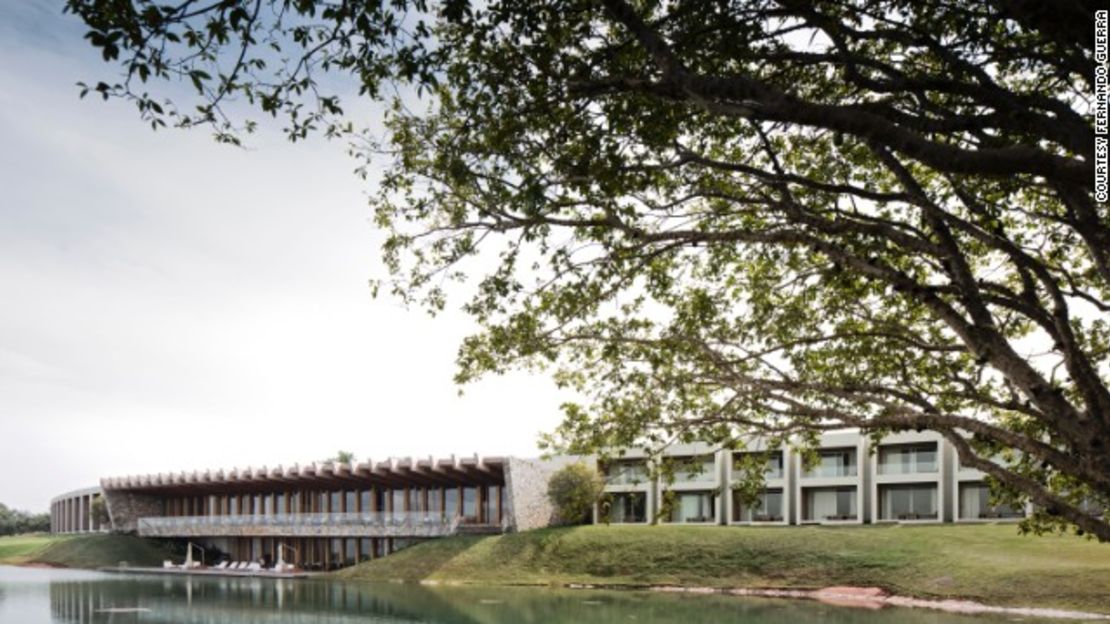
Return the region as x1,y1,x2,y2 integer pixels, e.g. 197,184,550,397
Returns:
102,455,505,496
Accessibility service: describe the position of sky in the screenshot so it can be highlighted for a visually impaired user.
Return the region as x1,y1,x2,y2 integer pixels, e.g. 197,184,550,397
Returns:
0,1,567,513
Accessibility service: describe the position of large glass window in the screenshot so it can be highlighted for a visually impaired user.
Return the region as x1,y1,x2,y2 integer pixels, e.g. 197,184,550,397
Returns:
488,486,500,523
462,487,478,522
878,443,939,474
427,488,443,515
803,448,858,478
345,538,357,565
359,538,372,562
330,539,343,568
444,488,458,517
392,490,406,518
803,487,857,521
732,488,784,522
959,483,1025,519
606,492,647,523
603,460,648,485
407,489,421,514
360,490,371,514
668,491,716,523
345,491,357,513
330,491,342,513
879,484,938,520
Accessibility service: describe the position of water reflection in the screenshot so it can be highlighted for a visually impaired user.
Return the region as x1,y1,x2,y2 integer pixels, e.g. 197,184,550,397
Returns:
0,566,1057,624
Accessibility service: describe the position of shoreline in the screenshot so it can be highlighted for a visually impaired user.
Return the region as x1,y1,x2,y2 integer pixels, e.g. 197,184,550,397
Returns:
413,578,1110,621
7,560,1109,620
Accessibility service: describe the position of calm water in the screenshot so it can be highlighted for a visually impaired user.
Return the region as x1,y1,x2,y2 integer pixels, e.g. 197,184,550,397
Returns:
0,565,1061,623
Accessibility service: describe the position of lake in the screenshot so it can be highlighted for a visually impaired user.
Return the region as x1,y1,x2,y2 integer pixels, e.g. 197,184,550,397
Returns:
0,565,1063,623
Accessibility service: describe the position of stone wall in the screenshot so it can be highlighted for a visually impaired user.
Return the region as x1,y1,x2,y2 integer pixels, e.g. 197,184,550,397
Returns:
502,455,593,531
103,489,163,534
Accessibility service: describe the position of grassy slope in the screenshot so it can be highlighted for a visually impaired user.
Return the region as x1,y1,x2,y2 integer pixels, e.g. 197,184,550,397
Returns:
337,524,1110,613
0,533,176,568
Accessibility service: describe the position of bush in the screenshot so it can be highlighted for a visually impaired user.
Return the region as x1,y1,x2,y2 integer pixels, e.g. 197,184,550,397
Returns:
0,503,49,536
546,463,604,525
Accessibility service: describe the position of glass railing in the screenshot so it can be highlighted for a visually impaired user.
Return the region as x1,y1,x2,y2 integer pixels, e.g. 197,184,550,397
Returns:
137,512,462,536
802,464,858,478
672,467,717,483
731,464,784,481
604,466,649,485
878,458,938,474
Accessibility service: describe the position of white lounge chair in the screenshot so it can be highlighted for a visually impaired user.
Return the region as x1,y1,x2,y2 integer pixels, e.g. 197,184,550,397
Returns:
214,561,229,570
232,562,246,570
246,562,262,571
163,560,176,569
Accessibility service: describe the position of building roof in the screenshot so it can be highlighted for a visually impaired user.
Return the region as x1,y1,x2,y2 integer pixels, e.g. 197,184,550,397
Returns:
101,455,506,496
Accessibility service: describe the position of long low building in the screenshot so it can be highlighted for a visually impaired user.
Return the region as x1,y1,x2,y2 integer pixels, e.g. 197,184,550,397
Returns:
50,454,576,570
50,433,1032,570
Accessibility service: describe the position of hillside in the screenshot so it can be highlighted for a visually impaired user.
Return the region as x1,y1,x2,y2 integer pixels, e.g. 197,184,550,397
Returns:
0,533,177,569
336,524,1110,614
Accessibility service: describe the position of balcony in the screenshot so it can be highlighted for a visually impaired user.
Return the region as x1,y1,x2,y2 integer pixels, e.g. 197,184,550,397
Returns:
137,512,464,539
731,452,784,481
800,447,859,479
877,444,938,475
603,463,650,486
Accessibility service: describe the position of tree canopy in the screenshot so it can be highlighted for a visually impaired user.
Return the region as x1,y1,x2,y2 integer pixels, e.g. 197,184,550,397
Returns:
0,503,49,536
64,0,1108,540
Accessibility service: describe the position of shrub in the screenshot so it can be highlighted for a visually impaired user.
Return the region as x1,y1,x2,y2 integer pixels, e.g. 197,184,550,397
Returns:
546,463,604,525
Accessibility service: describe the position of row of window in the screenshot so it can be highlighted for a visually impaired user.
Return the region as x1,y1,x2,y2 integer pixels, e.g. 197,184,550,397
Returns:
602,482,1024,523
161,486,502,524
603,443,942,485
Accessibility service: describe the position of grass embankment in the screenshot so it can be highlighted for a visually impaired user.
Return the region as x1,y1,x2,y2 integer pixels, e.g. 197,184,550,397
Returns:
336,524,1110,613
0,533,176,568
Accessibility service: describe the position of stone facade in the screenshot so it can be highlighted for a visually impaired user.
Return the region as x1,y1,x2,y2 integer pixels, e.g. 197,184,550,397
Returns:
502,455,592,531
103,489,163,533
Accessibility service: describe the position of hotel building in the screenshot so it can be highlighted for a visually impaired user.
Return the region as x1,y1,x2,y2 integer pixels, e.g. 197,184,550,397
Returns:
51,431,1037,570
50,455,570,570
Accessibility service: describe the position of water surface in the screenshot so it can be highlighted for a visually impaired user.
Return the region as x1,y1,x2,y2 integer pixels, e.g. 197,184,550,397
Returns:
0,565,1061,623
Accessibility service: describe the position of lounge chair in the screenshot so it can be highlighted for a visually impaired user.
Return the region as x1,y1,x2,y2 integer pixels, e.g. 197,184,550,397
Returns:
163,560,177,569
246,562,262,571
214,561,230,570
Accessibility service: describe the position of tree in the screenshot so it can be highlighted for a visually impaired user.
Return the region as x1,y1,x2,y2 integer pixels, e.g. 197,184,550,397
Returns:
328,451,356,465
90,496,111,528
547,463,604,525
0,503,49,536
65,0,1108,539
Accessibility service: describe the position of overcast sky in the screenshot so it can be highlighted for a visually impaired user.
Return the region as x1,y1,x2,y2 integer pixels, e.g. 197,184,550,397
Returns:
0,1,566,512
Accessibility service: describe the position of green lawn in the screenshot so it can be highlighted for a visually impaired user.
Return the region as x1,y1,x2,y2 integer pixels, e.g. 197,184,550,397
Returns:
0,533,177,569
336,524,1110,614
